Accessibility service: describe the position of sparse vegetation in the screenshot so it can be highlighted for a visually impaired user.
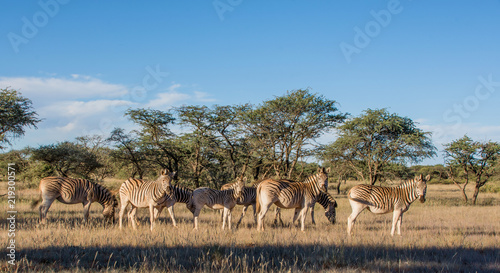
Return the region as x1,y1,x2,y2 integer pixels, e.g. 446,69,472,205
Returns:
1,181,498,272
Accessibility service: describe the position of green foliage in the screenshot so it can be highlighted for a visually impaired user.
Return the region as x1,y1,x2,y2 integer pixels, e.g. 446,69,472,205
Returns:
444,135,500,204
322,108,436,184
31,141,103,179
0,87,41,149
240,89,346,179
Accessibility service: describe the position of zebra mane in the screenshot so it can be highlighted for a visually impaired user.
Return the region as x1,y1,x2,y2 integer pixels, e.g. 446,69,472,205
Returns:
317,191,336,209
396,178,419,189
92,182,117,207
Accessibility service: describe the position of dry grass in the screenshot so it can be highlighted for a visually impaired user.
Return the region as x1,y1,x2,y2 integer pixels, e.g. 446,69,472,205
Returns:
1,180,499,272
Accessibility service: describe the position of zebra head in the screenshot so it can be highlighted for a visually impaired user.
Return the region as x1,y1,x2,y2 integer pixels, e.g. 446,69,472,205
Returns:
103,195,118,225
234,177,246,200
158,169,176,195
415,174,430,203
325,199,337,224
315,167,331,193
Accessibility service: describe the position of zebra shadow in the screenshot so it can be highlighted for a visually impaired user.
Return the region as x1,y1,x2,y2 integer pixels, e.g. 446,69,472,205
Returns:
10,243,499,272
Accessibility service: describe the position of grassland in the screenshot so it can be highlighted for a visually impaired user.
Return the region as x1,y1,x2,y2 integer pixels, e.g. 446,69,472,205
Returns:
1,180,499,272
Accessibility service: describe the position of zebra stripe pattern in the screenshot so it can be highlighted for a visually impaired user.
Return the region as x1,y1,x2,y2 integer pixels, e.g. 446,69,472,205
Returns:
153,185,194,227
189,177,245,230
288,190,337,225
33,177,118,224
256,167,331,231
347,174,429,236
118,169,175,231
221,181,258,228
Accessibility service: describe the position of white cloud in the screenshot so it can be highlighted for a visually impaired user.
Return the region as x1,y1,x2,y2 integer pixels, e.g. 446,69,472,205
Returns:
2,75,219,150
147,91,191,108
0,76,128,104
39,99,133,118
194,91,216,102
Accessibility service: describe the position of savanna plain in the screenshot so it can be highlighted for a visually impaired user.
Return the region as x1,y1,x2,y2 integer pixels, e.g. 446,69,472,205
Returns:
1,180,499,273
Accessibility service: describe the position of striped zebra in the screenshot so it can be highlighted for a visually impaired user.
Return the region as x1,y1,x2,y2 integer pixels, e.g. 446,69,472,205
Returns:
152,185,193,227
347,174,429,236
31,177,118,224
220,180,258,228
188,177,245,230
256,167,330,231
288,190,337,225
118,169,175,231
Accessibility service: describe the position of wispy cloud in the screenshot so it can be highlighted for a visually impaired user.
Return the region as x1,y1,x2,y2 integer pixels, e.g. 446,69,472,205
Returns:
0,75,128,103
2,75,218,149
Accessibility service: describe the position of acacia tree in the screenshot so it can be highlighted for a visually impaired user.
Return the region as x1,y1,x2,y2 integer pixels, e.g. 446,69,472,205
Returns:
108,128,147,178
240,89,346,179
0,88,41,149
125,108,182,173
322,109,436,185
444,135,500,204
31,141,102,179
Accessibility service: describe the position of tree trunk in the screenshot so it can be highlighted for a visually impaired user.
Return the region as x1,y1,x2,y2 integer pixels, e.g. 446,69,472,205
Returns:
472,184,481,205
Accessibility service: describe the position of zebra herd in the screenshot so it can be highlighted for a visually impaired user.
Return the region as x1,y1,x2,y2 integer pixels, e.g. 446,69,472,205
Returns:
31,168,429,236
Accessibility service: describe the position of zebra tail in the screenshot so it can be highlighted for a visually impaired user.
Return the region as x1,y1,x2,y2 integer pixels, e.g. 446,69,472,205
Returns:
255,186,261,215
31,197,42,210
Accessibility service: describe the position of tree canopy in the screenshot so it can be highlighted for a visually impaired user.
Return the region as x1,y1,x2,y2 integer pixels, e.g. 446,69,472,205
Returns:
322,108,436,185
0,88,41,149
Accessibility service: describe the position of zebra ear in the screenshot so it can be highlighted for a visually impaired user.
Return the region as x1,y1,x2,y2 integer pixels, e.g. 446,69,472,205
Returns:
425,174,431,182
242,177,247,184
325,167,331,174
161,169,169,176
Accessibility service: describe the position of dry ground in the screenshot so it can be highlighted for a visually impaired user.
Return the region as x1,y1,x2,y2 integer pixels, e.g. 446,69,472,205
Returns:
1,180,499,272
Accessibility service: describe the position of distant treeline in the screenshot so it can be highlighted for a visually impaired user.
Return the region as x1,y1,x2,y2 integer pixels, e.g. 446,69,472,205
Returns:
1,88,498,204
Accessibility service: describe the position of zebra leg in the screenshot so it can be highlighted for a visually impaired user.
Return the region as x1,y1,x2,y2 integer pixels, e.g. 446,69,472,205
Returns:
149,205,155,231
397,213,404,236
310,206,316,225
193,207,201,230
119,201,128,230
252,203,257,225
129,206,138,230
292,208,301,225
299,207,308,232
222,208,228,230
235,205,248,228
347,201,366,236
273,207,284,227
257,203,272,231
166,205,178,228
39,198,55,224
82,200,92,223
154,206,165,220
228,208,233,230
391,209,403,236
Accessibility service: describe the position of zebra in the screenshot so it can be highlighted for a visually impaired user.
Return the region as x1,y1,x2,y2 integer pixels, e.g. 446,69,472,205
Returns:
347,174,429,236
118,169,175,231
256,167,330,231
220,180,258,228
152,185,193,227
31,177,118,224
188,177,245,230
288,190,337,225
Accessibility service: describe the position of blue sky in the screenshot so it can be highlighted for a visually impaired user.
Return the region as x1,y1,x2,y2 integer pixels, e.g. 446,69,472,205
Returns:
1,0,500,165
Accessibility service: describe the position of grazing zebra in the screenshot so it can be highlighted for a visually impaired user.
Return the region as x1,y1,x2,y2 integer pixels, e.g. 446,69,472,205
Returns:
31,177,118,224
118,169,175,231
256,167,330,231
220,180,258,228
347,174,430,236
188,177,245,230
288,190,337,225
152,185,193,227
